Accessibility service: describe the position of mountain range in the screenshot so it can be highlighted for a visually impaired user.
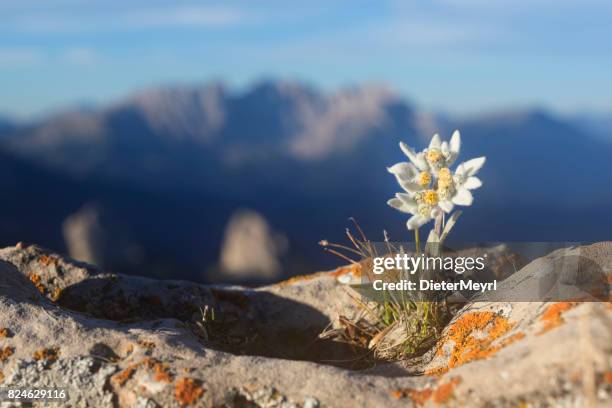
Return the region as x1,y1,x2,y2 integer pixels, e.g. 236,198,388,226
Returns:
1,80,611,283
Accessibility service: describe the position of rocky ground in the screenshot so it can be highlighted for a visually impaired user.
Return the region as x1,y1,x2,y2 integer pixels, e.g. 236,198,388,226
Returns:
0,243,611,407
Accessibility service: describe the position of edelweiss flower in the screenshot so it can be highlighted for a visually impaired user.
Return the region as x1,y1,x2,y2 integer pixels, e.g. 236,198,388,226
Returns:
422,130,461,172
387,190,444,230
387,130,485,230
436,157,486,213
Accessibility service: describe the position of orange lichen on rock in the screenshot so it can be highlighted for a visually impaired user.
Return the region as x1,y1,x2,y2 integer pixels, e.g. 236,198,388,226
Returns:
38,255,57,266
28,273,46,294
175,377,204,406
33,347,60,362
51,287,62,302
391,388,432,405
537,302,579,335
432,377,461,403
0,346,14,362
391,378,461,406
112,357,174,387
329,262,362,279
0,370,4,383
0,328,10,338
426,311,524,376
142,357,173,383
112,365,137,387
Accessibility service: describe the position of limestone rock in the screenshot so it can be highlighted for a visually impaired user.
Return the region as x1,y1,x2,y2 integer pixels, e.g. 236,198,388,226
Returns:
0,243,610,407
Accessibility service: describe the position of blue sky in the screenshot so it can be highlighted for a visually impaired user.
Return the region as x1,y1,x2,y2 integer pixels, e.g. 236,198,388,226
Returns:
1,0,611,117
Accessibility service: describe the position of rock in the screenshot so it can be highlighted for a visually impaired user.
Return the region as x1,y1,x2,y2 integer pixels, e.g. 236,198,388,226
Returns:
0,242,610,407
218,209,288,282
63,204,106,267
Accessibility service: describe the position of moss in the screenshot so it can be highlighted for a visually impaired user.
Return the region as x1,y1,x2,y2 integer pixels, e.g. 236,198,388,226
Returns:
537,302,579,335
426,311,524,375
175,377,205,406
0,346,14,362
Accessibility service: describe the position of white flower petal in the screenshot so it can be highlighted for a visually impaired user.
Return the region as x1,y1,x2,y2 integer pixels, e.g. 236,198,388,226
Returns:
407,214,428,230
452,188,474,206
399,180,424,193
463,176,482,190
429,133,441,149
447,130,461,165
387,162,418,181
441,141,449,155
438,200,454,213
450,130,461,155
414,152,429,171
399,142,420,164
397,192,417,206
387,198,415,214
457,157,486,177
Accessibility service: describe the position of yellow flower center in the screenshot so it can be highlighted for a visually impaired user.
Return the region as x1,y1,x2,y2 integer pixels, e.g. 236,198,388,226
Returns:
418,204,432,217
437,186,453,200
426,149,443,164
423,189,439,206
438,167,452,181
437,167,453,189
418,171,431,186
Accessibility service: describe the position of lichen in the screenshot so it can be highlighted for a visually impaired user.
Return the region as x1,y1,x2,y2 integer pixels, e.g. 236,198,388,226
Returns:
28,273,46,294
112,365,137,387
111,357,174,388
0,328,11,338
329,263,362,279
38,254,57,266
537,302,579,335
392,377,461,405
392,388,432,406
175,377,204,406
51,287,63,302
426,311,524,376
432,377,461,403
0,346,15,362
142,357,173,383
33,347,60,362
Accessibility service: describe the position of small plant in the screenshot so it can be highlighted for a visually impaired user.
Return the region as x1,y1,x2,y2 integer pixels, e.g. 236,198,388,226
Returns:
321,131,486,361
